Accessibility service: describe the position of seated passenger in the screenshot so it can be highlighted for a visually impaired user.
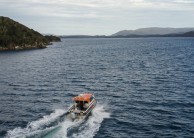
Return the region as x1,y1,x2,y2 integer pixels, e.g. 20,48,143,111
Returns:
83,102,89,109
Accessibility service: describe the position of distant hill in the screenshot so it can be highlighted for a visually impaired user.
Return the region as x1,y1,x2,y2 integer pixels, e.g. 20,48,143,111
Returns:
60,31,194,38
0,16,60,51
60,28,194,39
112,27,194,36
181,31,194,37
60,35,108,38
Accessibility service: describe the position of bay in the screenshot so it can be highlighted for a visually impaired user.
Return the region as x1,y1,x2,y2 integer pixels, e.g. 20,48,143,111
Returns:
0,37,194,137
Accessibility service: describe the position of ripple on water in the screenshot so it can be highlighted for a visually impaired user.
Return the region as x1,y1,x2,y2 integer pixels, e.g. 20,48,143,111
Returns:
1,38,194,137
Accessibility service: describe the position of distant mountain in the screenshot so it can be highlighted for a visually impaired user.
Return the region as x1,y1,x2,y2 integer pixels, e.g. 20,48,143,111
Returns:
181,31,194,37
112,27,194,36
61,31,194,38
60,35,108,38
0,16,60,51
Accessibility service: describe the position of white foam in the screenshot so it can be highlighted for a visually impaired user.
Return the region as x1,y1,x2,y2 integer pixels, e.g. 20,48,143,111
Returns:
6,109,65,138
43,105,110,138
6,105,110,138
44,118,82,138
71,105,110,138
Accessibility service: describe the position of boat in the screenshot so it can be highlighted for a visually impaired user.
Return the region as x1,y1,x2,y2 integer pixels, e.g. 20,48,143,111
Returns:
67,93,97,121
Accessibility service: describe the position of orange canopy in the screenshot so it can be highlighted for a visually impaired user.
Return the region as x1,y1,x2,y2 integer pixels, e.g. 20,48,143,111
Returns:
73,93,92,103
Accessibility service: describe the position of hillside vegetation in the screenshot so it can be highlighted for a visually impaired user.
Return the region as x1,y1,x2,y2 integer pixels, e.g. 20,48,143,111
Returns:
0,16,60,51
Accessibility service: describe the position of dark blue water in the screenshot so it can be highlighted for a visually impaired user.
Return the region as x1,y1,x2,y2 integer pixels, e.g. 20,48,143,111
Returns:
0,38,194,138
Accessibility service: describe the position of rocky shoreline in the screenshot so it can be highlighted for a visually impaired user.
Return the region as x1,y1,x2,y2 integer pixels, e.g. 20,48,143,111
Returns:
0,44,47,51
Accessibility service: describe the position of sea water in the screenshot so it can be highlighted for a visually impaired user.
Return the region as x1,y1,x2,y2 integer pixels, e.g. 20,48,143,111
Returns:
0,37,194,137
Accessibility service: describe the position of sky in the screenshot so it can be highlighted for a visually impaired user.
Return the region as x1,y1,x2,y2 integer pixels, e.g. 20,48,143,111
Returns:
1,0,194,35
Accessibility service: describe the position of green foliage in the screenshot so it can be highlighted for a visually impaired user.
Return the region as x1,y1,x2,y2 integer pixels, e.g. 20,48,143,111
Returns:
0,16,51,49
45,35,61,42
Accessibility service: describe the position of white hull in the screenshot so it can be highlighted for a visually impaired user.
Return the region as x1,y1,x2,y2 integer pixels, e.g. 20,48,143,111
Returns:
67,99,97,121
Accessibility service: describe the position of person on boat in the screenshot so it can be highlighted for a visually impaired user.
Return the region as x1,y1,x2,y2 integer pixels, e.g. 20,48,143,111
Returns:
75,101,84,110
83,101,89,109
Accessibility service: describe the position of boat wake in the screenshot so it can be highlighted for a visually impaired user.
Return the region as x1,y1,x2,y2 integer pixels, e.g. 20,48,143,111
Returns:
71,105,110,138
6,109,65,138
6,105,110,138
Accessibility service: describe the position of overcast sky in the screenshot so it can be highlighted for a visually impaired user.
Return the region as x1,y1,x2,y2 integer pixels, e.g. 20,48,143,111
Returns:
1,0,194,35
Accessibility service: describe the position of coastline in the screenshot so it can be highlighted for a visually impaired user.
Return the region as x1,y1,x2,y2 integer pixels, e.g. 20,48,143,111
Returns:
0,44,48,51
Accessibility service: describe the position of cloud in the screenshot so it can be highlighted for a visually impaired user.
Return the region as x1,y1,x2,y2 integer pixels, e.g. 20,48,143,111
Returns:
1,0,194,18
1,0,194,35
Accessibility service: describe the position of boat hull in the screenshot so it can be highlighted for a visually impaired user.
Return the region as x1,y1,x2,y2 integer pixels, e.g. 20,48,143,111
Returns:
67,99,97,121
